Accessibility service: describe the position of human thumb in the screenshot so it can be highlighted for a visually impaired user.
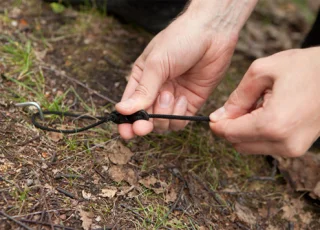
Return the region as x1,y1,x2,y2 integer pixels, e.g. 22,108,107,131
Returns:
116,61,166,115
210,66,273,122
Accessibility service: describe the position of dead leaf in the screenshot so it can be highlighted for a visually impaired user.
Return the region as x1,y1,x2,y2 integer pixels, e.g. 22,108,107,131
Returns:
108,165,137,185
282,205,295,220
48,132,63,142
99,187,117,198
266,225,281,230
234,202,256,225
41,152,49,158
313,181,320,198
275,151,320,199
281,197,312,224
199,227,208,230
44,183,54,192
165,187,177,203
258,202,278,219
139,175,168,194
117,185,135,196
107,141,133,165
79,209,93,230
82,190,92,200
34,50,47,62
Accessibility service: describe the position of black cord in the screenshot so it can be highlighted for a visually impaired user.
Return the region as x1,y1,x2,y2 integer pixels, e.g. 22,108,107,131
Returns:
31,111,112,133
149,114,210,122
31,110,210,134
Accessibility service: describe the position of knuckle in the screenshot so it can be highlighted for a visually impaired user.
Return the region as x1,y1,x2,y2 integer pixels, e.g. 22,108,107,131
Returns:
147,54,164,69
283,140,306,157
169,120,187,131
262,124,289,141
248,59,266,77
221,120,240,143
258,114,289,140
135,83,151,97
146,54,168,80
228,88,241,106
225,133,239,143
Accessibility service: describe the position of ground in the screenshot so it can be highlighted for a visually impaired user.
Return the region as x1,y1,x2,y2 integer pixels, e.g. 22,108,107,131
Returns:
0,0,320,229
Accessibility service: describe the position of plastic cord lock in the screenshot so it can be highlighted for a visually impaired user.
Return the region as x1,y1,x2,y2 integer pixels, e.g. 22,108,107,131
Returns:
109,110,150,124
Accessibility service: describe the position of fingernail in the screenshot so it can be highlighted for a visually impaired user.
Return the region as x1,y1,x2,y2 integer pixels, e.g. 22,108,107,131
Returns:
210,106,226,122
117,99,135,110
159,92,172,108
176,96,187,108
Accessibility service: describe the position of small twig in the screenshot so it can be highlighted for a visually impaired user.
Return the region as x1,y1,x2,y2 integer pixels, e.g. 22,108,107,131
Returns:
56,187,76,199
164,184,185,218
288,222,294,230
0,110,9,119
0,210,33,230
217,190,253,195
154,168,187,229
6,135,40,147
54,174,84,180
94,168,107,181
20,219,77,230
50,152,57,164
235,221,250,230
42,189,55,230
120,204,146,221
270,159,278,177
191,173,227,207
248,176,276,182
0,176,22,193
0,209,73,221
120,204,172,230
38,210,46,230
42,66,116,104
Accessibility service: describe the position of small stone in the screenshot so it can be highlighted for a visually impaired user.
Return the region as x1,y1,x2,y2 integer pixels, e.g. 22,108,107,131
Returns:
11,21,18,27
26,179,33,186
41,163,48,169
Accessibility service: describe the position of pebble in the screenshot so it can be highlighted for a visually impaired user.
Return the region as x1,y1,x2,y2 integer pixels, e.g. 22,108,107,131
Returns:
26,179,33,186
11,21,18,27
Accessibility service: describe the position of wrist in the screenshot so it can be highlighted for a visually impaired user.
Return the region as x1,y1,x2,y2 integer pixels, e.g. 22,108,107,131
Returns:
184,0,258,36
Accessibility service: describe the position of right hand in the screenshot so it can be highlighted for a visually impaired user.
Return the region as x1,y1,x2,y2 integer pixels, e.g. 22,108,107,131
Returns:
116,12,239,139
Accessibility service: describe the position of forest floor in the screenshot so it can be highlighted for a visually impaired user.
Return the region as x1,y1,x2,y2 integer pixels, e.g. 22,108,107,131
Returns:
0,0,320,229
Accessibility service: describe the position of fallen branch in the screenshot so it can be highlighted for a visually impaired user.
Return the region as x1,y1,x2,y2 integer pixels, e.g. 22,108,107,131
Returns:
20,219,76,230
0,209,73,221
42,65,117,104
248,176,276,182
0,210,33,230
56,187,76,199
54,174,84,180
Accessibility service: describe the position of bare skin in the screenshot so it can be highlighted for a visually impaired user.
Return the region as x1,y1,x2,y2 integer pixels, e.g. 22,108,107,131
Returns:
116,0,320,157
210,48,320,157
116,0,258,138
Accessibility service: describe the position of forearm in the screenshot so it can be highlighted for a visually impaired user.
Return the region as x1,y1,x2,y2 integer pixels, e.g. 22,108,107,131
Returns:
184,0,258,35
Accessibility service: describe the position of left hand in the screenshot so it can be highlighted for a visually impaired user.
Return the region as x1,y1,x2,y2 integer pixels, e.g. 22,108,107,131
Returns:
210,47,320,157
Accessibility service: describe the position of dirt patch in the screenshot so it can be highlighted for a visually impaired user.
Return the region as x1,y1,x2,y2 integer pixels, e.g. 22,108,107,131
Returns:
1,0,320,229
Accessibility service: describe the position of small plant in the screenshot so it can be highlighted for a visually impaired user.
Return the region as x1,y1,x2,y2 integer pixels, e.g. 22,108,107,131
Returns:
50,2,66,14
